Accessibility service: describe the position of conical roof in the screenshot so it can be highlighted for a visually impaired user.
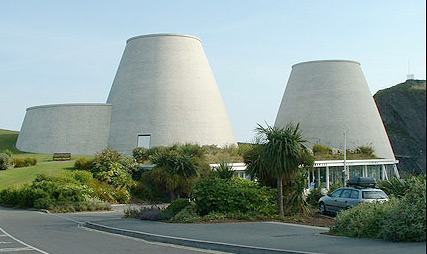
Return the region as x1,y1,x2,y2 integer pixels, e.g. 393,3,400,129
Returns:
107,34,236,154
274,60,395,159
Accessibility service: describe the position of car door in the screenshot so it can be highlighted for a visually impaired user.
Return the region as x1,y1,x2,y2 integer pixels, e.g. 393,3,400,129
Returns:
348,190,361,207
327,189,343,212
337,189,352,211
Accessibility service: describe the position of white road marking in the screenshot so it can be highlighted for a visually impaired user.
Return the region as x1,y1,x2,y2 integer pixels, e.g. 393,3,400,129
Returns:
0,247,33,252
265,221,329,230
0,227,50,254
42,212,83,224
0,242,11,244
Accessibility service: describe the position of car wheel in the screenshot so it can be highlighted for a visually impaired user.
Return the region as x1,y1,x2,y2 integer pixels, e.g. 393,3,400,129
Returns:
319,202,327,215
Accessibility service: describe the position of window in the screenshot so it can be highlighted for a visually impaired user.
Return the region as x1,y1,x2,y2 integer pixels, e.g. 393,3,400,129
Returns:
331,189,343,197
350,190,359,199
362,190,388,199
340,189,351,198
137,134,151,149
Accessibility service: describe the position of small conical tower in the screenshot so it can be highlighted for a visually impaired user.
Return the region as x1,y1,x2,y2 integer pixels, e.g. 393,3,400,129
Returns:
107,34,236,154
274,60,395,159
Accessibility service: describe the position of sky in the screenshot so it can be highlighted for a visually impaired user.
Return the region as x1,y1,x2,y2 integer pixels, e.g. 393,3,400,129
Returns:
1,0,426,143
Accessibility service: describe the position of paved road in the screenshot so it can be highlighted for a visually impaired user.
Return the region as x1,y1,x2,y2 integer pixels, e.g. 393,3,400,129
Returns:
1,206,425,254
87,219,426,254
0,206,227,254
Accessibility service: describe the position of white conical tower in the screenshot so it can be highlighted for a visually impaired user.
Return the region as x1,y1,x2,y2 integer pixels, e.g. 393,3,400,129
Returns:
107,34,236,154
274,60,395,159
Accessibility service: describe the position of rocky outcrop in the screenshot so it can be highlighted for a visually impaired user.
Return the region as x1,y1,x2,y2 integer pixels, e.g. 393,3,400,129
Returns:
374,80,426,175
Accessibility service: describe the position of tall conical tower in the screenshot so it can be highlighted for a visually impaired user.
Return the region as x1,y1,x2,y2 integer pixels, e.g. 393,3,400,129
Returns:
274,60,395,159
107,34,236,154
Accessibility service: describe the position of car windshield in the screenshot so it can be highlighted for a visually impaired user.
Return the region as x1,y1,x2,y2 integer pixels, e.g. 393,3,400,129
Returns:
362,190,388,199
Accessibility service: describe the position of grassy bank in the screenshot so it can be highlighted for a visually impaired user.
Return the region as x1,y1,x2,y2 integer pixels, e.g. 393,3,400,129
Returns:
0,161,73,190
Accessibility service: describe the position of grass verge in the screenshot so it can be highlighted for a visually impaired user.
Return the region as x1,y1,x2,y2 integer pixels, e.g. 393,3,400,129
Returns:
0,161,73,190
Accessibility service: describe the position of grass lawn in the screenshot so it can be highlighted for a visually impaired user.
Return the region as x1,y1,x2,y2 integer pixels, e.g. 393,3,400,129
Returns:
0,161,74,190
0,128,96,189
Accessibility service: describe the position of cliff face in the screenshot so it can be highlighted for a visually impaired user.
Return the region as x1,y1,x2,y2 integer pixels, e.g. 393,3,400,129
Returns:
374,80,426,175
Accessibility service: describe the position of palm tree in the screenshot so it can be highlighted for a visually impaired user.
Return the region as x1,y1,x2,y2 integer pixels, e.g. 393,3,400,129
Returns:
150,148,200,201
245,123,312,218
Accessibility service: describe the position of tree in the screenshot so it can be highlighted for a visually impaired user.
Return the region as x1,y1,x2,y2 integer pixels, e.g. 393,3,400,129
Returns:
149,146,202,201
245,123,312,218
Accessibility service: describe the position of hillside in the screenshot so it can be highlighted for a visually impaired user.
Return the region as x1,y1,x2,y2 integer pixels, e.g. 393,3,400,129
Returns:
0,129,20,153
374,79,426,175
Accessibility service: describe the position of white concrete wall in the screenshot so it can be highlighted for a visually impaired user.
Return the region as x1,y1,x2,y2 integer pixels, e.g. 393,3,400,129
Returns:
274,60,395,159
107,34,237,154
16,104,111,155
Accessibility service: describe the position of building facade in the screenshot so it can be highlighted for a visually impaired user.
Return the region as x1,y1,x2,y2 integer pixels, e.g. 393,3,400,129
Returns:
16,34,237,155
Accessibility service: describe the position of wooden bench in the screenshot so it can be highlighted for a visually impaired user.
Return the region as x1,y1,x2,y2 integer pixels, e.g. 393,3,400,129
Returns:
53,153,71,161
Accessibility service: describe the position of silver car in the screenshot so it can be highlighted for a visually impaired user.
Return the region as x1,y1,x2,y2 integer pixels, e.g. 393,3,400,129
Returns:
319,187,389,214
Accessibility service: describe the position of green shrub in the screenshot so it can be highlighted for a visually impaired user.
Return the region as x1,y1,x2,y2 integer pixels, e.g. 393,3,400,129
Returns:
312,144,331,155
331,177,426,242
133,147,149,163
381,178,426,241
237,143,253,156
92,148,136,187
93,148,136,174
192,178,277,216
0,173,95,209
0,153,13,170
378,175,426,198
145,146,169,159
210,159,235,180
331,201,390,239
123,205,164,220
74,157,94,170
72,170,94,184
95,162,135,189
0,184,32,206
220,144,239,157
202,211,228,221
139,206,164,220
123,206,140,218
172,203,201,223
131,179,170,203
283,170,312,216
0,180,91,209
43,200,111,213
328,183,343,193
174,143,206,159
162,198,191,220
35,173,74,183
202,145,221,155
34,181,92,203
12,157,37,168
306,187,324,206
356,146,374,155
148,146,202,201
88,180,131,204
